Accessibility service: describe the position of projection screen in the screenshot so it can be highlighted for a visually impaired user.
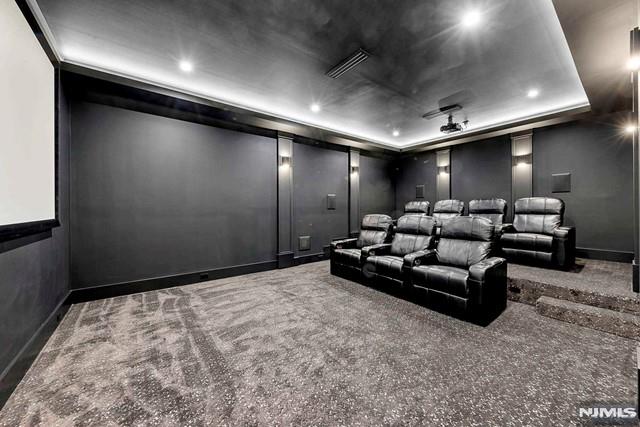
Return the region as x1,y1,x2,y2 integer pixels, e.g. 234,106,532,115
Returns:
0,0,56,232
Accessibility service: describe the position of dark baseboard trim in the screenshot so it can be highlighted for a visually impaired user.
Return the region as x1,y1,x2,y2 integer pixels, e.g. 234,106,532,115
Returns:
0,291,72,410
68,260,278,304
294,251,329,266
277,251,294,269
576,247,634,263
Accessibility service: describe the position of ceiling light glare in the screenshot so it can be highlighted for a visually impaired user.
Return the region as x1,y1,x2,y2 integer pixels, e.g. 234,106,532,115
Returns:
627,56,640,71
179,60,193,73
625,124,636,134
392,129,400,137
310,103,321,113
527,88,540,98
461,10,482,28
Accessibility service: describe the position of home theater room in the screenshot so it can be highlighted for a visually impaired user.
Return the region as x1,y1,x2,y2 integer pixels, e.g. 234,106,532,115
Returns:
1,0,640,425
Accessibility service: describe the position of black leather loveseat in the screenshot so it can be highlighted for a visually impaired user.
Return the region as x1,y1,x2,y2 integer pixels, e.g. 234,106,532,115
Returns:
408,216,507,318
500,197,575,269
330,214,393,279
362,215,436,288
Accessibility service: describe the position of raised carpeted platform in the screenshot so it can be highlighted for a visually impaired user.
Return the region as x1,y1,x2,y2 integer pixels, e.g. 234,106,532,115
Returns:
507,258,640,340
0,261,637,426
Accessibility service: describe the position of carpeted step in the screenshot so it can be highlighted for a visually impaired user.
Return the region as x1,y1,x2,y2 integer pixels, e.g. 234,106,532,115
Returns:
536,296,640,341
508,277,640,315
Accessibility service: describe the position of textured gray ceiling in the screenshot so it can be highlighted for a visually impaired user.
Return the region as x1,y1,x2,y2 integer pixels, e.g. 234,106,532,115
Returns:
553,0,636,114
37,0,588,148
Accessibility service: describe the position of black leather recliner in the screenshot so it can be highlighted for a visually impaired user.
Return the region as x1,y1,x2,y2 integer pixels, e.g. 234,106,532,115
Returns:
408,216,507,318
330,214,393,278
404,200,430,216
432,199,464,223
500,197,575,269
468,198,507,226
362,215,437,287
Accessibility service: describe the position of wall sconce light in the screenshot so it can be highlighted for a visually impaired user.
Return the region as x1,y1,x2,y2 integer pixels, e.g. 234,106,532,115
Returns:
279,155,291,168
437,165,450,175
512,153,532,167
350,165,359,175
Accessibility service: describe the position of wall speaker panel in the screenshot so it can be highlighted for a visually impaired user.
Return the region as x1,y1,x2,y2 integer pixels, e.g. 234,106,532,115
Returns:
327,194,336,210
298,236,311,251
552,173,571,193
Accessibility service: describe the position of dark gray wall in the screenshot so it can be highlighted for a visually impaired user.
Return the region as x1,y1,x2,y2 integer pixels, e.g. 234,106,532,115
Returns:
451,136,511,218
394,151,437,217
293,142,349,256
360,154,395,220
533,118,633,253
0,83,70,374
70,101,277,288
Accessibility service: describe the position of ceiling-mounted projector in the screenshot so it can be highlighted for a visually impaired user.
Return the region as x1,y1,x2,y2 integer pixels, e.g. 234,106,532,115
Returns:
439,114,468,134
422,104,469,134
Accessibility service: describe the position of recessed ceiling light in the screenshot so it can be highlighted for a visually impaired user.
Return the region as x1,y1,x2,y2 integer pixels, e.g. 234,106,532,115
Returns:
625,124,636,134
627,56,640,71
392,129,400,137
310,103,321,113
179,60,193,73
461,10,482,28
527,88,540,98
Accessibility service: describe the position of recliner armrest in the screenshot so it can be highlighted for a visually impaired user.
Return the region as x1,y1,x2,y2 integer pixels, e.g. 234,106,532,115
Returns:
468,257,506,282
361,243,391,258
552,226,576,268
553,226,574,239
500,223,515,233
468,257,507,310
403,249,437,269
331,238,357,250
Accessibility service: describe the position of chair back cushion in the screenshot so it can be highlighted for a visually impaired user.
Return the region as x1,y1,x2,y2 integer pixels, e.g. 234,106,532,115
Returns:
469,198,507,225
433,199,464,221
390,215,436,257
357,214,393,248
513,197,564,235
436,216,494,268
404,200,430,215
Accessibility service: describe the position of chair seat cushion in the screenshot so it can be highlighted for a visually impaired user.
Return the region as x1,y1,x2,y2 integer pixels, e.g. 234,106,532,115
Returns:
363,255,404,279
500,232,553,252
411,265,470,298
333,248,362,266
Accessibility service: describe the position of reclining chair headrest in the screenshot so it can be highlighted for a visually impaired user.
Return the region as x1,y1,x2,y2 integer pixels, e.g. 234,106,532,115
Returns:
514,197,564,215
440,216,494,242
469,198,507,215
396,215,436,236
361,214,393,231
433,199,465,214
404,200,430,215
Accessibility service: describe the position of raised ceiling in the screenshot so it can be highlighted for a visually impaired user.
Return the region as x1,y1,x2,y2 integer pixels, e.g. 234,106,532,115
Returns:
36,0,589,148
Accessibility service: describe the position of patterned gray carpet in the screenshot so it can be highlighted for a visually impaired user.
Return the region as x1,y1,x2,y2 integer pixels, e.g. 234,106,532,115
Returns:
0,261,637,426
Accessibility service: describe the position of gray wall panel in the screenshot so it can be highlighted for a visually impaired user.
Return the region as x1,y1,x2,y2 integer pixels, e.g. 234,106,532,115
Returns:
360,154,395,220
394,152,437,217
0,82,70,374
451,136,511,218
70,102,277,288
533,119,633,252
293,142,349,256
